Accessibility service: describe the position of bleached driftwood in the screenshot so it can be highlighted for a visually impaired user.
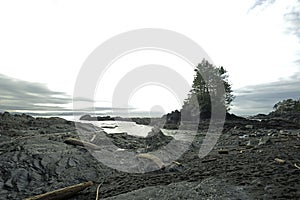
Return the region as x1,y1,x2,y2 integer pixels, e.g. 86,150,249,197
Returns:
136,153,165,169
95,182,103,200
64,138,101,150
24,181,93,200
172,161,182,166
275,158,286,164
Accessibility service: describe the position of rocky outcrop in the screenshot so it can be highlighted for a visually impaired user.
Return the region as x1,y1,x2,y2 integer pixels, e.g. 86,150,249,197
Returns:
0,112,300,199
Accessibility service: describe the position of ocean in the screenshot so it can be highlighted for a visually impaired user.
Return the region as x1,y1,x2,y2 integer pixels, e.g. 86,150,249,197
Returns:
30,114,196,140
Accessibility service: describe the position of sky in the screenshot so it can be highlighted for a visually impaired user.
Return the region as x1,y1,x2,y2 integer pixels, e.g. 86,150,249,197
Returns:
0,0,299,116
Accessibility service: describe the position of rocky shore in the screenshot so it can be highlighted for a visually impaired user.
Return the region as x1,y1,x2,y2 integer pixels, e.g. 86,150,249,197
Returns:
0,111,300,199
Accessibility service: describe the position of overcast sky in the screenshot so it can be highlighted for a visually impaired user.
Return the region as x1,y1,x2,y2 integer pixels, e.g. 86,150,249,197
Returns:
0,0,299,116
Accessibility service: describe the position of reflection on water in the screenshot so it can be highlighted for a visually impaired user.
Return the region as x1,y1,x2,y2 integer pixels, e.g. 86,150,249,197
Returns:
80,120,153,137
35,115,198,141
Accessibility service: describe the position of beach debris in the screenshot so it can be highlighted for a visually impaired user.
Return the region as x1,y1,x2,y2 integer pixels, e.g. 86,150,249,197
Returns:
239,150,245,153
246,140,255,148
101,125,118,129
218,149,229,154
90,134,96,142
245,125,254,129
24,181,93,200
172,160,182,166
258,136,272,146
136,153,165,169
95,182,103,200
64,138,101,150
239,135,248,139
294,163,300,170
274,158,286,164
273,136,289,142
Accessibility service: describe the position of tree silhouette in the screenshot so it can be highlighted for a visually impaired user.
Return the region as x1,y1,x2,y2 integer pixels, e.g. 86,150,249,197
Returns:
181,59,234,120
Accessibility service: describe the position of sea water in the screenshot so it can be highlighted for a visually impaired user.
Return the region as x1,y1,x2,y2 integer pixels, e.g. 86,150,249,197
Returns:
33,114,197,140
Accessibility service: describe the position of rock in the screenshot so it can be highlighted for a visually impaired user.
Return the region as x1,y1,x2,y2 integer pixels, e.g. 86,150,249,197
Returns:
218,149,229,154
264,185,274,192
6,168,29,191
79,114,97,121
146,127,164,138
97,116,115,121
164,162,184,173
68,158,77,167
258,136,272,146
103,178,250,200
1,112,300,199
161,110,181,129
4,178,13,189
245,125,254,129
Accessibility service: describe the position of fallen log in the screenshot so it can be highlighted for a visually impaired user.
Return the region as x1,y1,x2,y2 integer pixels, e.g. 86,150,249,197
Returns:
64,138,101,150
136,153,165,169
24,181,93,200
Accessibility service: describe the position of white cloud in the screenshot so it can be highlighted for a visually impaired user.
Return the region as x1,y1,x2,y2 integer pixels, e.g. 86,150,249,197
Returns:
0,0,299,115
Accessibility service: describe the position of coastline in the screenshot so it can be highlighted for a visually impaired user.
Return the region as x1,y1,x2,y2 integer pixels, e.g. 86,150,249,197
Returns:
0,112,299,199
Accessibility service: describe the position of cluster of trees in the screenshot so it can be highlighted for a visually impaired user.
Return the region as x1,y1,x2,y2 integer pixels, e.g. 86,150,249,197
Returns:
174,58,300,121
181,59,234,120
273,98,300,113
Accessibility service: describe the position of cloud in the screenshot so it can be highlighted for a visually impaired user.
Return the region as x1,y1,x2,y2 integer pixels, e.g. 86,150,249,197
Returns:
232,74,300,115
251,0,300,42
0,74,72,112
0,74,138,113
284,1,300,41
250,0,276,10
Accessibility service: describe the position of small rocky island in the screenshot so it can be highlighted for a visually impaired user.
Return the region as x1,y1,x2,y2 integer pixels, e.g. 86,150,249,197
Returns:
0,109,299,199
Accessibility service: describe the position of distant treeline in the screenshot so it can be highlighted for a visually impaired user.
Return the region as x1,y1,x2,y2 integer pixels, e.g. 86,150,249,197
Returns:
273,98,300,113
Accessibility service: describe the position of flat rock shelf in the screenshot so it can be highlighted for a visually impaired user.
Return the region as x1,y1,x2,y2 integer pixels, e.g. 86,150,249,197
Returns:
0,112,299,199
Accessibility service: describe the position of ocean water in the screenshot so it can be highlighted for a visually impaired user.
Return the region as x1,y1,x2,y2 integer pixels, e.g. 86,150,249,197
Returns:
78,120,153,137
34,114,154,137
33,114,197,140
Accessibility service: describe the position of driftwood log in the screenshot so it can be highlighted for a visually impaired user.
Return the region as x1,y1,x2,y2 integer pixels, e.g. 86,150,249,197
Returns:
64,138,101,150
275,158,286,164
136,153,165,169
24,181,93,200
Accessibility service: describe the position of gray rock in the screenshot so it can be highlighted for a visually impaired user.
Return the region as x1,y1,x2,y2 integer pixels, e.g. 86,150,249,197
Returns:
103,178,250,200
245,125,254,129
5,168,29,191
258,136,272,146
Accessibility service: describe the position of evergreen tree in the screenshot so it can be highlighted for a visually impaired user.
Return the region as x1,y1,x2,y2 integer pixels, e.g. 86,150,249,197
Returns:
181,59,234,119
273,98,300,113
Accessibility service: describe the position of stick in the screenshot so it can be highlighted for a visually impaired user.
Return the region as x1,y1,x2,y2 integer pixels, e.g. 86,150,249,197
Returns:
64,138,101,150
90,134,96,142
24,181,93,200
172,161,182,166
295,163,300,170
95,183,103,200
